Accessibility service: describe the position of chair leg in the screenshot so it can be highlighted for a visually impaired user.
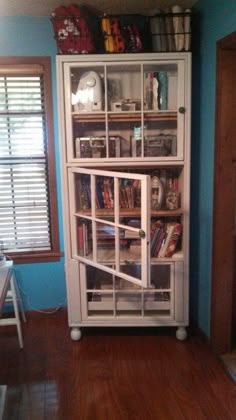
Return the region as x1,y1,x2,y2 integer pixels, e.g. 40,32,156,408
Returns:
12,272,26,323
10,274,23,349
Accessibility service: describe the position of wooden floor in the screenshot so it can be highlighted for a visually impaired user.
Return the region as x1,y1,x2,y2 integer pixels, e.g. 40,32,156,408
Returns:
1,310,236,420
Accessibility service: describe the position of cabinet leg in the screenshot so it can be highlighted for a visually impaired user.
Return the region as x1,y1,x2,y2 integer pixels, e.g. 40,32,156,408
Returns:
70,328,82,341
176,327,187,341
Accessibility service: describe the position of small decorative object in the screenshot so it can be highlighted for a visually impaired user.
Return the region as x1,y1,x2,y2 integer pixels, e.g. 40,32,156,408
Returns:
73,71,102,112
157,71,168,110
166,188,179,210
151,176,164,210
111,101,122,112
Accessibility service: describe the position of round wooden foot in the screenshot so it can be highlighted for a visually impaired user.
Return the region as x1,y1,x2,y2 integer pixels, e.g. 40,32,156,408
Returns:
70,328,82,341
176,327,187,341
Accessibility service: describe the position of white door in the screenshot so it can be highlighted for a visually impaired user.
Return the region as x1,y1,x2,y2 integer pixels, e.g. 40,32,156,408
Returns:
68,167,150,287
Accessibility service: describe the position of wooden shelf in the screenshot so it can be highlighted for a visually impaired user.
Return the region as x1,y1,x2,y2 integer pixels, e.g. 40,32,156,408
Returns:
72,111,177,123
76,208,183,218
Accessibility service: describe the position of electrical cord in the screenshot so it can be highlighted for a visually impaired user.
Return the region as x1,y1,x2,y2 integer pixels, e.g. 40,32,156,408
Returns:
5,255,66,315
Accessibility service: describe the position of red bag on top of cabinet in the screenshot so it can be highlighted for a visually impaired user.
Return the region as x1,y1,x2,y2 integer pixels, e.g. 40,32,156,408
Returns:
51,4,95,54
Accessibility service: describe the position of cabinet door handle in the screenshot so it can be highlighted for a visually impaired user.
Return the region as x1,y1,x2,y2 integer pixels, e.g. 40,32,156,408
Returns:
178,106,186,114
139,230,146,239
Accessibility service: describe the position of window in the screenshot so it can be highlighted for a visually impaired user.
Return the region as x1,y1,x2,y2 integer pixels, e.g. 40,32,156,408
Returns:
0,57,60,263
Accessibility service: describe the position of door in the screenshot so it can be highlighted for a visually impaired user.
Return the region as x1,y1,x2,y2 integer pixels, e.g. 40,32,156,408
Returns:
211,32,236,354
63,58,186,163
68,167,150,287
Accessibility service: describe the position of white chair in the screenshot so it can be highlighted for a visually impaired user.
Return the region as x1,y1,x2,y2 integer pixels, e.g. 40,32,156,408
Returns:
5,271,26,323
0,261,26,349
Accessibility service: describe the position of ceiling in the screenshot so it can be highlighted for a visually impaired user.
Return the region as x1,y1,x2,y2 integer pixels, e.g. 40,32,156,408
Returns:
0,0,197,16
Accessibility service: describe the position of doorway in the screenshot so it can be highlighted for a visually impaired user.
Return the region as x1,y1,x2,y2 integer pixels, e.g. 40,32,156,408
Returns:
210,32,236,356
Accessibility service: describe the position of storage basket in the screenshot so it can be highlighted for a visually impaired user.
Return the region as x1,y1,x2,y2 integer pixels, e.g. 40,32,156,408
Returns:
149,10,191,52
100,14,150,53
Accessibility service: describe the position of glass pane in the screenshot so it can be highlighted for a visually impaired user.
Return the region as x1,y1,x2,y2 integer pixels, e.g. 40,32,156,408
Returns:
95,175,114,222
119,178,141,226
142,63,178,158
107,64,141,111
108,118,141,158
77,218,93,258
143,63,178,111
115,267,142,316
85,265,114,316
71,66,105,113
75,173,91,216
150,264,171,288
96,221,115,263
120,262,141,280
150,169,181,213
144,264,171,315
115,276,141,290
86,265,114,290
74,130,106,159
87,292,114,316
115,292,142,316
143,122,177,158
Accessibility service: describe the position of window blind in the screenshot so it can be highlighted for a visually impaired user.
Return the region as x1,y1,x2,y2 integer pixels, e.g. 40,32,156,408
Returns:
0,74,51,252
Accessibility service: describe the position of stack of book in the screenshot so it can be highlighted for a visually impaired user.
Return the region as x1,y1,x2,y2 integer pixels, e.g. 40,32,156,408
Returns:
77,176,91,210
151,221,182,258
96,177,114,209
119,179,141,209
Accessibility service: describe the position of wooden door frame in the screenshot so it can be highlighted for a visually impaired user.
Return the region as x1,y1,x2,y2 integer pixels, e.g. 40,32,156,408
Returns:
210,32,236,354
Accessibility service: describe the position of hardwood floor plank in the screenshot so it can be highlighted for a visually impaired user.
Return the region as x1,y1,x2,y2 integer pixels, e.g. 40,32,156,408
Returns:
1,310,236,419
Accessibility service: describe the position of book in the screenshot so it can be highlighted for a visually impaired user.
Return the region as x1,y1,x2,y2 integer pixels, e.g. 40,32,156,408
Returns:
165,223,182,257
158,223,174,258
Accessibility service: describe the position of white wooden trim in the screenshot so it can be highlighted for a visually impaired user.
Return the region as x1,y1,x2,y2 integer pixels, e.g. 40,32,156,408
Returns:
114,177,120,272
177,60,185,160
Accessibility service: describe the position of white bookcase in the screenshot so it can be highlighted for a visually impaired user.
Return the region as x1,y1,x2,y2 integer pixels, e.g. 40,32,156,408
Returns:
56,53,191,341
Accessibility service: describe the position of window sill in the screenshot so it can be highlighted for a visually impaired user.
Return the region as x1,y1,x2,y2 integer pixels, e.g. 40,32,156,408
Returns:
6,251,64,264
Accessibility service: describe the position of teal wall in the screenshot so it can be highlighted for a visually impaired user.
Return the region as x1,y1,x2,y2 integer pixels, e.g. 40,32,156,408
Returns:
0,17,66,310
191,0,236,336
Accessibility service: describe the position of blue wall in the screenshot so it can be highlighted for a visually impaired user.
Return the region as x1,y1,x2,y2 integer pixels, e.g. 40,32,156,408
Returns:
0,17,66,310
190,0,236,336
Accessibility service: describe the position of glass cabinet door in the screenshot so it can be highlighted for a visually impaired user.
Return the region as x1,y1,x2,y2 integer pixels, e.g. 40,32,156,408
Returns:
63,59,185,162
68,167,150,288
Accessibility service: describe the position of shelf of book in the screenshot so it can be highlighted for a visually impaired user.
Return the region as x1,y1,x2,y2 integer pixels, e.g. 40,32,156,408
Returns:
72,111,177,123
